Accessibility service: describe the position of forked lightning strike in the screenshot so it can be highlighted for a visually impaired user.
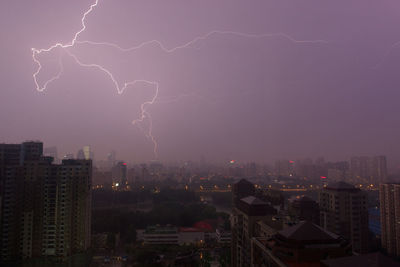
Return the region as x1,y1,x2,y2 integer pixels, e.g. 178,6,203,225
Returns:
31,0,329,159
31,0,160,157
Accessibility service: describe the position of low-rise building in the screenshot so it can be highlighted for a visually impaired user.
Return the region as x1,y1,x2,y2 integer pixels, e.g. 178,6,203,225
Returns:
137,225,205,246
137,226,180,245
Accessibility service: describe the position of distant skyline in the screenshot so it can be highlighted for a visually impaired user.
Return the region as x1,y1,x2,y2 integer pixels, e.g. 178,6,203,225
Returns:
1,0,400,167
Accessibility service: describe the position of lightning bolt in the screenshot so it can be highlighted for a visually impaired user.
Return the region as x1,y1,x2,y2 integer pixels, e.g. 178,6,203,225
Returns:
31,0,160,157
75,31,328,53
32,0,100,92
31,0,329,159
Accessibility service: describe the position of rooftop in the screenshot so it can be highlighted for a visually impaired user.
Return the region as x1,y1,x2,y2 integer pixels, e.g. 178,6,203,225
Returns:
235,178,254,187
321,252,399,267
179,227,203,233
240,196,267,206
279,221,339,241
144,225,178,234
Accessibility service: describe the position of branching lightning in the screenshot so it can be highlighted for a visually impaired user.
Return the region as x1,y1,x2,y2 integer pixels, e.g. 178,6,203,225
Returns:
31,0,160,157
75,31,328,53
31,0,329,159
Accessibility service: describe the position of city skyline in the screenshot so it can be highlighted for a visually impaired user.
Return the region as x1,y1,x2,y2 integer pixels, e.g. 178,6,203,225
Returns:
0,141,396,265
6,141,397,171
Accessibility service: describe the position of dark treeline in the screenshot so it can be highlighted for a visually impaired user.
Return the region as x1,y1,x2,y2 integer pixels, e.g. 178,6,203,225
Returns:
92,203,226,233
91,189,230,244
209,192,232,208
92,188,199,207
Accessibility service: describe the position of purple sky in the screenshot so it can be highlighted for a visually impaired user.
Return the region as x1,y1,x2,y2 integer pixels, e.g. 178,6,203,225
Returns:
1,0,400,165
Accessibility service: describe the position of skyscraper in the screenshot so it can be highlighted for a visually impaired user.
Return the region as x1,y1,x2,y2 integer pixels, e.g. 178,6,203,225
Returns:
0,142,43,260
288,196,320,225
372,156,387,183
0,142,92,262
232,179,255,206
350,156,370,183
43,146,58,162
231,179,277,267
274,160,295,177
379,183,400,257
107,151,116,169
112,161,127,188
83,145,92,160
350,156,387,184
77,149,85,160
77,145,93,161
319,181,369,254
231,196,277,267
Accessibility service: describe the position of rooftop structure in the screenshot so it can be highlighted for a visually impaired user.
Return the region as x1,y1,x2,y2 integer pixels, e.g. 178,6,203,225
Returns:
321,252,399,267
252,221,351,267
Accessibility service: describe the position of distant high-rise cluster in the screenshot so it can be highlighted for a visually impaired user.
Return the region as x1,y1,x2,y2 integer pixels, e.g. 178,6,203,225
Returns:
0,142,92,262
350,156,387,184
273,156,387,184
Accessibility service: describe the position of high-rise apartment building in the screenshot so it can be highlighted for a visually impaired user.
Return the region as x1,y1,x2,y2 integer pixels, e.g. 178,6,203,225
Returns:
0,142,46,259
82,146,92,160
288,196,320,225
274,160,295,177
379,183,400,257
0,142,92,262
350,156,387,184
231,179,276,267
231,196,277,267
77,145,93,161
112,161,127,188
373,156,387,183
232,179,255,206
319,181,369,254
107,151,116,169
350,156,370,182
